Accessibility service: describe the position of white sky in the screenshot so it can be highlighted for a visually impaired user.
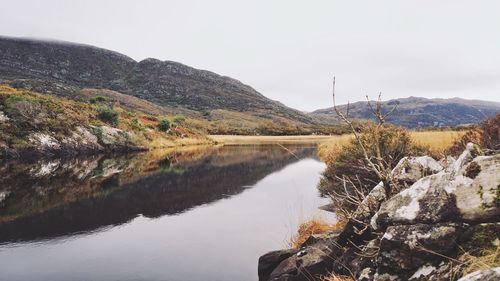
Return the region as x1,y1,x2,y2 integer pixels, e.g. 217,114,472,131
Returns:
1,0,499,111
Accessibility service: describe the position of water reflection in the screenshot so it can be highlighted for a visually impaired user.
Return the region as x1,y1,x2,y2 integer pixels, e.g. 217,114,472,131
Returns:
0,145,317,243
0,144,330,281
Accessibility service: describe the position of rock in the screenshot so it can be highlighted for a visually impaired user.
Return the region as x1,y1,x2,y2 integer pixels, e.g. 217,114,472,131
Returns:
371,173,460,230
0,190,11,206
449,143,482,176
300,231,340,248
0,110,9,122
268,243,334,281
391,156,443,187
457,267,500,281
61,126,103,152
319,203,336,213
353,182,387,225
407,261,454,281
29,132,61,152
375,223,466,278
452,155,500,222
258,249,299,281
372,153,499,230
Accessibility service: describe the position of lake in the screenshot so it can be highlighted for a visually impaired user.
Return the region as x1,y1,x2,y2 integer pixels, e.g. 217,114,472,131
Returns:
0,144,333,281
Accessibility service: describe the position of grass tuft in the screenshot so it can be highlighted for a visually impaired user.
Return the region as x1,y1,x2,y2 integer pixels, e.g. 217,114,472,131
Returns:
289,215,345,249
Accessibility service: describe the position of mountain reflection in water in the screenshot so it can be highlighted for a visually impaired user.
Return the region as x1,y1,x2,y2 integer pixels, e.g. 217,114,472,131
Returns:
0,145,317,243
0,144,330,281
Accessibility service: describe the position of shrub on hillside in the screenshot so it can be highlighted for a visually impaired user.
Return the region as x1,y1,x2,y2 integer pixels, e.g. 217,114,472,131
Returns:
173,114,186,124
4,96,44,128
97,106,119,126
89,95,107,104
157,119,171,132
318,123,426,198
447,113,500,155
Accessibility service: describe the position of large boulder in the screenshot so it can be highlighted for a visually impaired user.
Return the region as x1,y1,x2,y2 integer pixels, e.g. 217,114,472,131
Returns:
457,268,500,281
375,223,467,279
372,152,499,230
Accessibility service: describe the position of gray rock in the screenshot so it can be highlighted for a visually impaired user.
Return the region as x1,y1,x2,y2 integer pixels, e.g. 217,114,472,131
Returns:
391,156,443,187
0,110,9,122
453,155,500,222
258,249,299,281
457,267,500,281
29,132,61,151
372,152,499,230
269,243,333,281
376,223,466,277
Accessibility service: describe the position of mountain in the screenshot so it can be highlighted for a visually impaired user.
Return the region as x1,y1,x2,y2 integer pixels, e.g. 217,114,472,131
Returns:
0,36,314,126
310,96,500,128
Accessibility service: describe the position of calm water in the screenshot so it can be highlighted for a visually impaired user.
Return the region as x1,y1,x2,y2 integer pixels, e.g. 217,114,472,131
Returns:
0,145,331,281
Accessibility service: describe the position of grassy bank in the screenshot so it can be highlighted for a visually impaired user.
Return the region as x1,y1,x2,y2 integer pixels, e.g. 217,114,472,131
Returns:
0,85,212,156
210,134,351,145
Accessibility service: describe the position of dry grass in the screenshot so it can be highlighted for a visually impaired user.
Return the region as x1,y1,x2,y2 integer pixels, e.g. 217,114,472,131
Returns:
459,245,500,277
289,215,346,249
317,130,465,163
210,134,345,145
411,130,465,158
317,135,353,164
320,273,354,281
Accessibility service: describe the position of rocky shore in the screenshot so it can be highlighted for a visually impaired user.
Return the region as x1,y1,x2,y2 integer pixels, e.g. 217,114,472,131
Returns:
0,123,146,159
258,143,500,281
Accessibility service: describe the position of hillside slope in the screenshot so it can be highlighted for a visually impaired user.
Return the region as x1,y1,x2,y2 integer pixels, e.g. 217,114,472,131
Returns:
310,96,500,128
0,36,313,125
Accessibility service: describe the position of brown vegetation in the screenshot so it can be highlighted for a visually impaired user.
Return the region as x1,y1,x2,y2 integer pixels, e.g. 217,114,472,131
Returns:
447,113,500,156
289,216,345,249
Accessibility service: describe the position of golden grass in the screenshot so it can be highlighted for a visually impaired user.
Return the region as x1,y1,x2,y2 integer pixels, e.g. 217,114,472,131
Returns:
210,134,347,145
289,215,346,249
459,245,500,276
316,130,465,162
411,130,465,158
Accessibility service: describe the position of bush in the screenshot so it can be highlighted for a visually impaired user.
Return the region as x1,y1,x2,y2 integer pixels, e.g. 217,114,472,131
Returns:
4,96,43,127
97,106,119,126
89,96,107,104
318,123,426,197
173,114,186,124
157,119,171,132
447,113,500,155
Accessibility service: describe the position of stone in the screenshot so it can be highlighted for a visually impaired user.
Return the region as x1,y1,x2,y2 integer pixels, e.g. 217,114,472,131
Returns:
29,132,61,151
258,249,299,281
375,223,466,277
457,267,500,281
453,155,500,222
372,153,499,230
371,173,459,230
268,243,333,281
391,156,443,187
0,110,9,122
408,261,454,281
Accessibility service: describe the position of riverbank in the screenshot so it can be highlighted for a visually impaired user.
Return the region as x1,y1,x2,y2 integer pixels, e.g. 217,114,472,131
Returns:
258,115,500,281
258,143,500,281
210,134,351,145
0,85,212,159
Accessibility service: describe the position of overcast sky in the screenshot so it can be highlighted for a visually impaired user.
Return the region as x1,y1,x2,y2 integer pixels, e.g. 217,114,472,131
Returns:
1,0,499,111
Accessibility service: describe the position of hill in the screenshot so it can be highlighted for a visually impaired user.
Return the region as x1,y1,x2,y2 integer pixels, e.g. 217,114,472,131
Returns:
0,36,315,131
310,96,500,128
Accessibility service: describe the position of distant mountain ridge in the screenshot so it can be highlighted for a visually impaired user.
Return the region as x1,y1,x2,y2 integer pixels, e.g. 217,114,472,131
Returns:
0,36,313,124
310,96,500,128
